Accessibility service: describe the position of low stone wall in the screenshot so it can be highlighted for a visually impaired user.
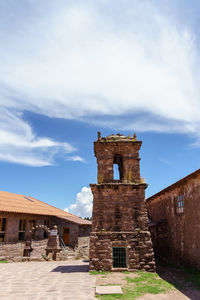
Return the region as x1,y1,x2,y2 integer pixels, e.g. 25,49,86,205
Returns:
0,240,48,261
0,237,90,262
0,242,24,260
75,236,90,259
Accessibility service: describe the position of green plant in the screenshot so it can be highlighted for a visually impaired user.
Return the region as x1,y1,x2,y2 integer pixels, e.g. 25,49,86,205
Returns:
41,253,48,261
0,260,8,263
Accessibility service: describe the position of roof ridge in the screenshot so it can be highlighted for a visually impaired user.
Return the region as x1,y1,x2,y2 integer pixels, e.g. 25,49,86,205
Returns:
146,168,200,202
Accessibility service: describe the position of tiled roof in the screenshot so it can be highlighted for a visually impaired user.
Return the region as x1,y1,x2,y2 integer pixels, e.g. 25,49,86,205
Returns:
0,191,91,225
146,168,200,203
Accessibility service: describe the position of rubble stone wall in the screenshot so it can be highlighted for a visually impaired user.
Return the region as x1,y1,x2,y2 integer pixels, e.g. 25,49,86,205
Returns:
76,236,90,259
90,184,155,271
0,239,48,261
0,242,24,259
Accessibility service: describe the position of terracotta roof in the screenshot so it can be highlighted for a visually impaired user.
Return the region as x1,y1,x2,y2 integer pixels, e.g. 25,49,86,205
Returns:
0,191,91,225
146,168,200,203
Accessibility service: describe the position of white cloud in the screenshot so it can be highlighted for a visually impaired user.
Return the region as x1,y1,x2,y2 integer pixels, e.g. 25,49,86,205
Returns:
1,0,200,165
66,186,93,218
0,108,76,166
66,156,86,162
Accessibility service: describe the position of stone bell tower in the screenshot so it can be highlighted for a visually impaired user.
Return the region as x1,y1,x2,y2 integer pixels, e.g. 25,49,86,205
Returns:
89,133,155,271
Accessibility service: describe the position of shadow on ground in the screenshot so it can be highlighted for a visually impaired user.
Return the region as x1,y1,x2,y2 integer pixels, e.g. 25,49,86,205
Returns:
51,264,89,273
156,261,200,300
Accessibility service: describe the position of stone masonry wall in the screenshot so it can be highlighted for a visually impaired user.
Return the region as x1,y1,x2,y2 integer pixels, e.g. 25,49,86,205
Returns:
52,217,79,248
148,222,169,259
94,141,141,184
1,212,52,243
0,242,24,259
75,236,90,259
147,174,200,269
90,184,155,271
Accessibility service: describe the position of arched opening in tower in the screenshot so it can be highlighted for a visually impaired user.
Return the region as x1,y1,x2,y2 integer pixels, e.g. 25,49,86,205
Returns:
113,155,123,181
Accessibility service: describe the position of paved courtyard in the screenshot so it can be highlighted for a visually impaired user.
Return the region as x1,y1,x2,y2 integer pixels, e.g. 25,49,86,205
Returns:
0,260,95,300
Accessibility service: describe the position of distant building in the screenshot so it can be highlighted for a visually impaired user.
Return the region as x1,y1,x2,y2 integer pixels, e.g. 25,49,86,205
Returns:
89,133,155,271
146,169,200,269
0,190,91,250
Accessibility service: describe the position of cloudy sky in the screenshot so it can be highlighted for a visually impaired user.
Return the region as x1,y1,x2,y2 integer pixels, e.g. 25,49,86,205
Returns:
1,0,200,217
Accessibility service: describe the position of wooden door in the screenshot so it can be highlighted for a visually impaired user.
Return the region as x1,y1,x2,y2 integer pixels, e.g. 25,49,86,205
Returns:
63,227,69,244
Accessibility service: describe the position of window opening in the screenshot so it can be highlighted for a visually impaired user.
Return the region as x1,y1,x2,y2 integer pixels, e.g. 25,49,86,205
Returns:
0,217,6,242
176,195,184,214
113,164,120,180
112,247,127,268
18,219,26,240
113,155,123,180
44,219,50,239
29,220,36,238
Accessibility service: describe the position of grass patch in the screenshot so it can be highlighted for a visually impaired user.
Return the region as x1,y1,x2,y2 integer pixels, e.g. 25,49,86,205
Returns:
96,294,123,300
95,271,174,299
0,260,8,263
121,271,130,274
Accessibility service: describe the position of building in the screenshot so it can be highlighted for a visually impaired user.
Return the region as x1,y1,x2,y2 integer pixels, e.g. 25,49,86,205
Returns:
0,190,91,258
146,169,200,269
89,133,155,271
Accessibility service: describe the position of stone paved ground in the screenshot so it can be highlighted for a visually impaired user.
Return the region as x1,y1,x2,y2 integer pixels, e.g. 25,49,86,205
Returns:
0,260,95,300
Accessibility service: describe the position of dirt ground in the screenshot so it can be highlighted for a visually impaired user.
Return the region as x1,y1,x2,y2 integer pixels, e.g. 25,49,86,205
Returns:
94,263,200,300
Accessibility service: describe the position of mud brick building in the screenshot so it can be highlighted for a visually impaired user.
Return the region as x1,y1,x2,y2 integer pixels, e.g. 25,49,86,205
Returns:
0,190,91,258
89,133,155,271
146,169,200,269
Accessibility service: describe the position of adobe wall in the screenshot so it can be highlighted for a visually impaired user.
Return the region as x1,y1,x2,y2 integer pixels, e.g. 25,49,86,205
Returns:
1,213,52,243
148,222,169,259
147,175,200,269
52,217,79,248
90,184,155,271
79,225,91,237
1,213,90,249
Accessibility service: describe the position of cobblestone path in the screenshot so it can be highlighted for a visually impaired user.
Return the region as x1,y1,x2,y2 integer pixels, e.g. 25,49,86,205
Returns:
0,260,95,300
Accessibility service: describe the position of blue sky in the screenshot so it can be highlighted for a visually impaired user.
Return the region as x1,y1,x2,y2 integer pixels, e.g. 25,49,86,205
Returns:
1,0,200,217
